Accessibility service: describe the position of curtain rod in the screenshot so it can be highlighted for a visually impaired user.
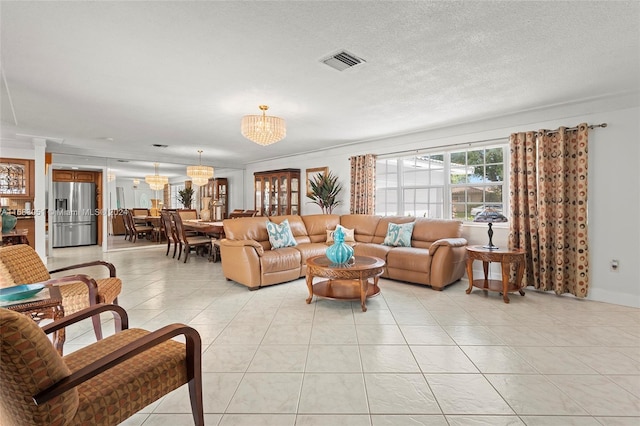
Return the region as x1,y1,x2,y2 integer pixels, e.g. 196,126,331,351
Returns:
362,136,507,160
539,122,607,136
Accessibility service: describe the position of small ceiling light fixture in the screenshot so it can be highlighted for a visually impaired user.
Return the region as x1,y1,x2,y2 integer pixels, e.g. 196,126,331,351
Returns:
241,105,286,146
186,150,214,187
107,173,116,182
145,163,168,191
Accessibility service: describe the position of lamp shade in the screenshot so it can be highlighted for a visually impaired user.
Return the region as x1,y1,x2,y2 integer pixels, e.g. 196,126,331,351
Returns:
241,105,286,146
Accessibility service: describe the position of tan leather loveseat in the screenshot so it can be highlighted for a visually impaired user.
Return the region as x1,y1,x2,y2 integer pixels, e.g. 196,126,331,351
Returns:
220,214,467,291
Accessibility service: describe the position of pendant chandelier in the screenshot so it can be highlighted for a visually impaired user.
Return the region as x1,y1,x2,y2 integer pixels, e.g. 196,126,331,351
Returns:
186,150,214,186
241,105,286,146
145,163,168,191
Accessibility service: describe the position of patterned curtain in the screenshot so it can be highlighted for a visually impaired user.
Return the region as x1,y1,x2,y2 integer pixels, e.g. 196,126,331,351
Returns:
508,131,539,288
350,154,376,214
509,124,589,297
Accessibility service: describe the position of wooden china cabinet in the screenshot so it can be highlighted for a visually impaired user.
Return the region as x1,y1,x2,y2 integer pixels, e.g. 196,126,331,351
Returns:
200,178,228,220
254,169,300,216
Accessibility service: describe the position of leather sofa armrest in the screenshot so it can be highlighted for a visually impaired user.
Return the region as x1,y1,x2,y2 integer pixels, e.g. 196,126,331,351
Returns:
429,237,467,255
221,239,265,256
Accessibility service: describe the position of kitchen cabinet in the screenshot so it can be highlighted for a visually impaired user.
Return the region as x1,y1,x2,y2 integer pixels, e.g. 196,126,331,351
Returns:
254,169,300,216
52,170,96,182
0,158,34,199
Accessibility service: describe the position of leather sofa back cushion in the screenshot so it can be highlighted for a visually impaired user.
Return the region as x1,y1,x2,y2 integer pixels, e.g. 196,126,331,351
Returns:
302,214,341,243
372,216,416,244
268,215,311,244
339,215,381,243
412,218,463,249
223,217,270,242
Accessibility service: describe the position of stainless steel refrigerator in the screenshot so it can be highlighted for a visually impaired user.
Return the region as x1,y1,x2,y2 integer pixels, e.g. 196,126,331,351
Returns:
52,182,97,247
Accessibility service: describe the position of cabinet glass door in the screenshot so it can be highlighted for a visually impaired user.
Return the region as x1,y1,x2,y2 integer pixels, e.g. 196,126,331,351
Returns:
255,179,262,215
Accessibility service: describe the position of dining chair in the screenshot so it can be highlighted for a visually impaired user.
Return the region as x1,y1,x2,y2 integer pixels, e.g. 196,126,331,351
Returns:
160,210,180,257
122,209,134,241
125,210,154,242
0,303,204,426
171,212,213,263
0,244,122,340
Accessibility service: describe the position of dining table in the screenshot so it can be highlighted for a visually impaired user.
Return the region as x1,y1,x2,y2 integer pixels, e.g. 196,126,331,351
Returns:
182,220,225,239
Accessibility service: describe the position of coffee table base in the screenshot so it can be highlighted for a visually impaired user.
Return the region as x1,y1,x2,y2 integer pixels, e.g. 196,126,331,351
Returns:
306,278,381,312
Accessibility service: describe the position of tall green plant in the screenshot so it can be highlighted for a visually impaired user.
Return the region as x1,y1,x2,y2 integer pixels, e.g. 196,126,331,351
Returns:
307,171,342,214
178,187,194,209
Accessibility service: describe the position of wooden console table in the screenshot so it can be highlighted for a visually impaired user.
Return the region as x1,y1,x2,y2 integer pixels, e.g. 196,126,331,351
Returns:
465,246,526,304
1,228,29,246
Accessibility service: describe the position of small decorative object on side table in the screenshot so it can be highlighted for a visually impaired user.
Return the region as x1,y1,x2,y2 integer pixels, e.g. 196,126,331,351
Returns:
465,246,526,304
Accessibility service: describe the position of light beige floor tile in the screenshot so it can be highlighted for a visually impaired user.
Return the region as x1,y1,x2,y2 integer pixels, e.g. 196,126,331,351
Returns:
512,346,597,374
296,414,372,425
364,373,440,414
306,344,362,372
461,346,537,374
410,345,479,373
133,413,222,425
487,325,552,346
226,373,303,413
389,309,439,326
214,323,269,344
593,417,640,426
546,375,640,416
218,413,296,425
442,325,506,345
353,309,396,324
565,347,640,374
398,325,456,345
519,416,606,425
153,373,243,413
371,415,448,425
310,323,358,344
202,344,259,372
486,374,587,415
356,324,407,344
445,416,525,425
425,374,514,415
262,323,312,344
298,373,368,414
606,375,640,398
359,345,421,373
248,344,308,372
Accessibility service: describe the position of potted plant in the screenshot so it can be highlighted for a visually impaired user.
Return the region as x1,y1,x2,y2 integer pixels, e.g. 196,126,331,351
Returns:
178,187,194,209
307,170,342,214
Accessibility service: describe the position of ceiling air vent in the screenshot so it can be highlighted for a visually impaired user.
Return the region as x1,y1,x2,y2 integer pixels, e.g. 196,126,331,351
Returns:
321,50,366,71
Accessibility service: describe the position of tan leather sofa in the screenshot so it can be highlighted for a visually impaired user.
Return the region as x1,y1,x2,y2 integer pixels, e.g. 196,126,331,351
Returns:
220,214,467,291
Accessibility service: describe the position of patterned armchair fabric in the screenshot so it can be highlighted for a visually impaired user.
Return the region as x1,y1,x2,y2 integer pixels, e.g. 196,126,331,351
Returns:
0,304,204,426
0,244,122,340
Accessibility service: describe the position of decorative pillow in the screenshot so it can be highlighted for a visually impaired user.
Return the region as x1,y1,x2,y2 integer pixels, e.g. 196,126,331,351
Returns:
383,222,415,247
266,219,297,249
326,225,355,243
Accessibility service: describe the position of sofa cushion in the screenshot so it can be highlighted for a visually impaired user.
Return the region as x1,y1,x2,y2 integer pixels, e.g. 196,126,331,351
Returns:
339,214,381,243
260,247,301,273
352,242,394,260
266,219,297,249
383,222,415,247
326,225,355,243
301,214,340,243
386,247,431,273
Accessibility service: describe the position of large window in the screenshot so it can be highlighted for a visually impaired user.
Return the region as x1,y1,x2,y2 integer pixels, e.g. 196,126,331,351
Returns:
375,142,508,222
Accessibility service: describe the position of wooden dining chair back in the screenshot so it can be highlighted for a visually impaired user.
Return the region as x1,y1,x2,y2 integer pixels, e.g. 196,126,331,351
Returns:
171,212,213,263
0,244,122,340
125,210,154,243
177,209,199,221
160,210,180,258
122,209,134,241
0,304,204,426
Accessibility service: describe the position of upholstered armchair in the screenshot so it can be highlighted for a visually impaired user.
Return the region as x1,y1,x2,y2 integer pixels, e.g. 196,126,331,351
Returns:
0,304,204,426
0,244,122,340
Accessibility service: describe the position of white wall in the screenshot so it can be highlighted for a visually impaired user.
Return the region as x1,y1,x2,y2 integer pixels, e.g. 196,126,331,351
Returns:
245,94,640,308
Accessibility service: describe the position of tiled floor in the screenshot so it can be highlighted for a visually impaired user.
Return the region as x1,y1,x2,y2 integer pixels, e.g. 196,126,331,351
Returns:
48,245,640,426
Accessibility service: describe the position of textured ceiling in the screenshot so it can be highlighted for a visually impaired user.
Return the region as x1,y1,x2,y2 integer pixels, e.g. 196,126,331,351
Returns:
1,1,639,178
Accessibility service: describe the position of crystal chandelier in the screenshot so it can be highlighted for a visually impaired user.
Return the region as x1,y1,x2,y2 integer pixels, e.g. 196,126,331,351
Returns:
186,150,214,186
145,163,168,191
241,105,286,146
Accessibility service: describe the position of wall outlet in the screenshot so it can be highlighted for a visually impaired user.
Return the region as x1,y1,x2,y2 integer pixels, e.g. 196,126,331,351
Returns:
610,259,619,271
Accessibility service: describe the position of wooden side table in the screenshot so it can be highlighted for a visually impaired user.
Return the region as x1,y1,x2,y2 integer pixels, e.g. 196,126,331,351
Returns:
465,246,526,303
1,228,29,246
2,285,65,354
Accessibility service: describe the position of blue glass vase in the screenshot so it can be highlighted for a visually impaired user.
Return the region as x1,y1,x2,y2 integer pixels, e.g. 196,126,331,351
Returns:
326,227,354,265
1,209,17,233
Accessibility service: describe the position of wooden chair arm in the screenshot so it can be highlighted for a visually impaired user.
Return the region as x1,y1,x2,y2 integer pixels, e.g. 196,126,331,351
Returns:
41,303,129,335
49,260,117,278
33,323,202,405
44,274,99,305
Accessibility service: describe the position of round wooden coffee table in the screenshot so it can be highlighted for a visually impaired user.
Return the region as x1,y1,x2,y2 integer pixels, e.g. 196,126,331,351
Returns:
305,255,385,312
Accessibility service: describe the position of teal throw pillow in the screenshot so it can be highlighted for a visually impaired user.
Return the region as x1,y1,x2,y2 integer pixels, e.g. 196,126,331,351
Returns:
383,222,415,247
266,219,298,249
